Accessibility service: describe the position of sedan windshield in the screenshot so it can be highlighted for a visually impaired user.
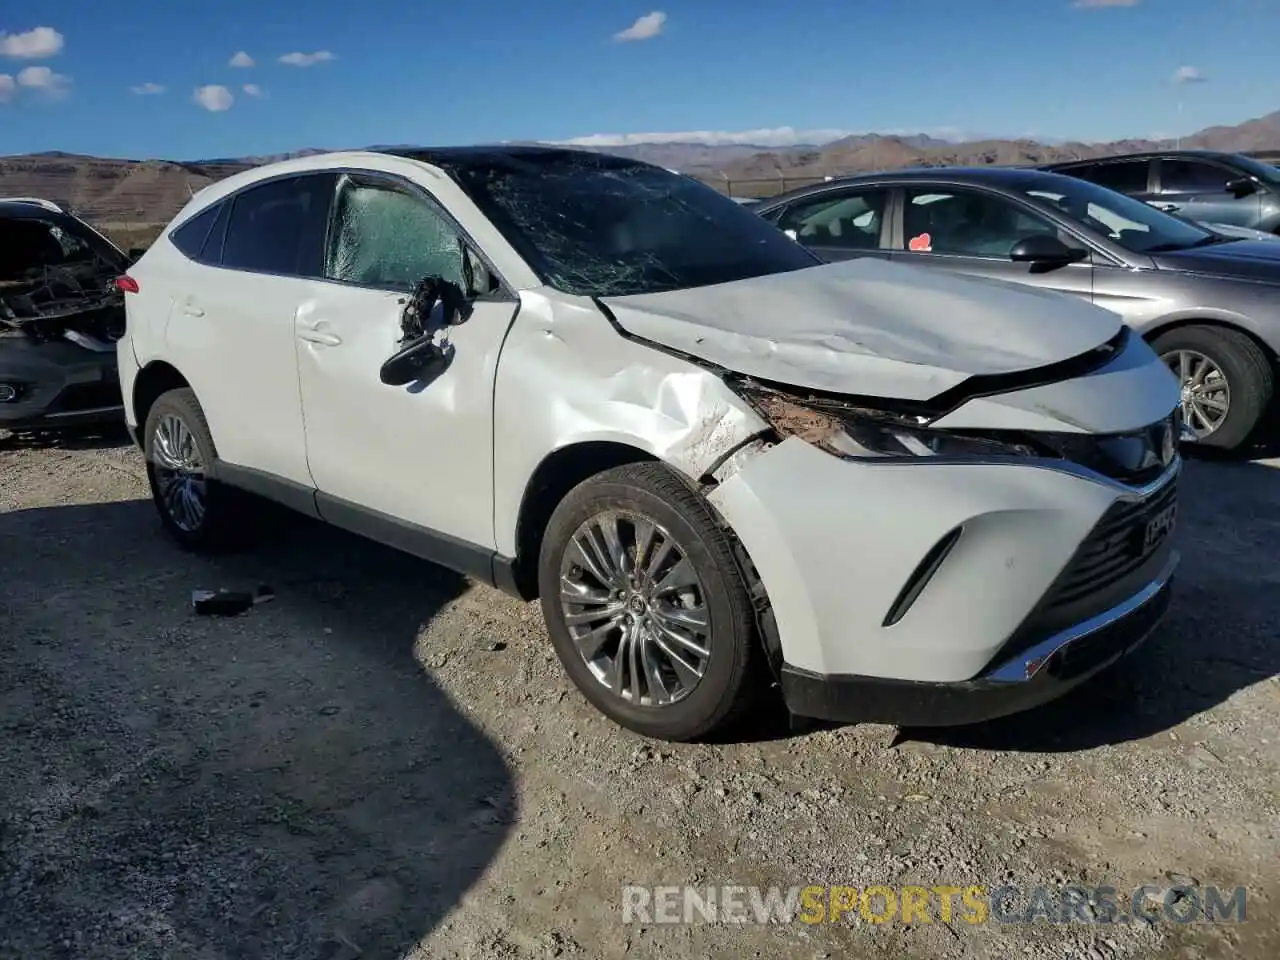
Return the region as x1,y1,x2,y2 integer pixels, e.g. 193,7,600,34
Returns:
444,151,819,297
1021,177,1219,254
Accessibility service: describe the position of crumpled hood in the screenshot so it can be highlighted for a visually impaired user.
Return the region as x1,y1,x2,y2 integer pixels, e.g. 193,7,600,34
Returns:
600,257,1123,401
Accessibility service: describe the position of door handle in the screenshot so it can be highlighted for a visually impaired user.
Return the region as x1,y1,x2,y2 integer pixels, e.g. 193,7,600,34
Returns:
181,303,205,317
297,329,342,346
1154,203,1181,213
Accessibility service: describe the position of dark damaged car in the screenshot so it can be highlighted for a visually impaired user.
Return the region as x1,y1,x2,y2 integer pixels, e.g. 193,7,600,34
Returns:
0,198,130,433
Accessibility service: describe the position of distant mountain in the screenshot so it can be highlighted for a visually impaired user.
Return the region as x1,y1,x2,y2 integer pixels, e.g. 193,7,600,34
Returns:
3,110,1278,224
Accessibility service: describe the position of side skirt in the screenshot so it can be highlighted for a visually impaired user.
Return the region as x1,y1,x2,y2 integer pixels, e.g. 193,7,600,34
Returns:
212,460,524,597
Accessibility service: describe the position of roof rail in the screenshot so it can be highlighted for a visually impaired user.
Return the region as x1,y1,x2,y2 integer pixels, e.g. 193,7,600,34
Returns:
0,196,65,213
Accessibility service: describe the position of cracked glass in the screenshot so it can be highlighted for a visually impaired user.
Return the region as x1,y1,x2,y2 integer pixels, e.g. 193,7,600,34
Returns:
326,178,464,290
448,152,817,297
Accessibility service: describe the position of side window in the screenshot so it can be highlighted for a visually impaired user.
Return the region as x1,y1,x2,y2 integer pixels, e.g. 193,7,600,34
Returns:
324,176,465,289
1078,161,1149,194
169,203,220,260
901,189,1059,258
775,190,888,250
221,173,335,277
1160,160,1232,195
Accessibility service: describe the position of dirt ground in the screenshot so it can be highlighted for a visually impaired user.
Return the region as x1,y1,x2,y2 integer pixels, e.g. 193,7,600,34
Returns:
1,430,1276,960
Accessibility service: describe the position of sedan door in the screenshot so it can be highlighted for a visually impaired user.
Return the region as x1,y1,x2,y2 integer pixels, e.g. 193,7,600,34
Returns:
294,171,521,559
1153,158,1263,229
771,187,894,262
887,185,1095,303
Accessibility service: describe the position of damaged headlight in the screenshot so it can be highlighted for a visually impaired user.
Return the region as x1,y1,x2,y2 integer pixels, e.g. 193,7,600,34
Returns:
748,393,1038,461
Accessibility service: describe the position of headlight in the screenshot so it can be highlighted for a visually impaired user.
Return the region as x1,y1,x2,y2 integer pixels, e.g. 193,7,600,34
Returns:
749,393,1038,460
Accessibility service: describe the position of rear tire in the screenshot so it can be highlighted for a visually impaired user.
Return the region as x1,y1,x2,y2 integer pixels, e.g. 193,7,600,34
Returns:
537,462,765,742
1151,324,1273,450
143,388,256,551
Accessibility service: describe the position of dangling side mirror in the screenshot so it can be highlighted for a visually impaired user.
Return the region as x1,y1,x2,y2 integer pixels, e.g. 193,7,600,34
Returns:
379,334,453,386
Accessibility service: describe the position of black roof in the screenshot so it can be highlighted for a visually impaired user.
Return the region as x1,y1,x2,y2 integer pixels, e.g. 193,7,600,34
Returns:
376,144,647,175
1044,148,1244,167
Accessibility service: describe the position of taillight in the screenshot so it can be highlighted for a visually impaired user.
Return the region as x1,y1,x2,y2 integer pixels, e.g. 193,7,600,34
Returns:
115,275,140,293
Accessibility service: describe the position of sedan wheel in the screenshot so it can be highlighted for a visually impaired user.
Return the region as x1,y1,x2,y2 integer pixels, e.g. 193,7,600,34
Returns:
1164,349,1230,439
559,510,712,707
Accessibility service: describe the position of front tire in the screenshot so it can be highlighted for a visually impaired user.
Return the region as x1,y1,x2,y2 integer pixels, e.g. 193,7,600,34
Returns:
143,388,253,551
1151,325,1273,450
537,462,764,742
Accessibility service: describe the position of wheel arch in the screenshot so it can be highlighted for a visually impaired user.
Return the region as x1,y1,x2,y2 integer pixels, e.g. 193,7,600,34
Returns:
506,441,658,600
131,361,191,450
1142,316,1278,366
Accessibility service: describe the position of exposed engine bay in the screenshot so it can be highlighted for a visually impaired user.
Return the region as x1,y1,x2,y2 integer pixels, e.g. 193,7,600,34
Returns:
1,213,126,354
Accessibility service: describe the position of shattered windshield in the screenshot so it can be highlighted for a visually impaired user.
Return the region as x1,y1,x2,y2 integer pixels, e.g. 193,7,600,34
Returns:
447,152,819,297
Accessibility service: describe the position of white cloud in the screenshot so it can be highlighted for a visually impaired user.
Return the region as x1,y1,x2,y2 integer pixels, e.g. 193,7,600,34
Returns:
229,51,255,68
193,84,234,111
552,126,972,148
613,11,666,42
16,65,71,98
0,26,64,59
130,82,166,95
242,83,262,96
278,50,334,67
0,74,14,103
1073,0,1139,7
1172,65,1207,84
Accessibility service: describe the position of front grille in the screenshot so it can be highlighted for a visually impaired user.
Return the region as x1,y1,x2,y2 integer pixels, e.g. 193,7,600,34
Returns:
1045,477,1178,612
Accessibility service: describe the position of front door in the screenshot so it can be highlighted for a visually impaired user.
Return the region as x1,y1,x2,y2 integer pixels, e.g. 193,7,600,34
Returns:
889,185,1095,303
1153,158,1263,229
295,172,521,552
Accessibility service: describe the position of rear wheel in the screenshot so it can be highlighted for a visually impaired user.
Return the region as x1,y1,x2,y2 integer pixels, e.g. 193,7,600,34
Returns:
1151,325,1273,450
143,388,255,550
537,462,764,742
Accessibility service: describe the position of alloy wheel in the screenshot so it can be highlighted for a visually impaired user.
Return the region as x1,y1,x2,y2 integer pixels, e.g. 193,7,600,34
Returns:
152,413,208,532
559,510,712,707
1163,349,1230,439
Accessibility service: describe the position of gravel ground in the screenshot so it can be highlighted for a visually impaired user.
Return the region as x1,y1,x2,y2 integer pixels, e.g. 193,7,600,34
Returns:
0,429,1276,960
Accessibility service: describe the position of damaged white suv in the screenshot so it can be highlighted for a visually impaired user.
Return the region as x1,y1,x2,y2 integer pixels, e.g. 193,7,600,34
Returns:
117,147,1183,741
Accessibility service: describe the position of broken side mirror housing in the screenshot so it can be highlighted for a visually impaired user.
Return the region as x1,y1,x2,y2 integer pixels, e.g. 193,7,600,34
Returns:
379,334,452,386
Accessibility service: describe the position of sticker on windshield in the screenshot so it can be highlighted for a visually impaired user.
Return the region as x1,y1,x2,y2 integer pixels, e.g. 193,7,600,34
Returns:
908,232,932,252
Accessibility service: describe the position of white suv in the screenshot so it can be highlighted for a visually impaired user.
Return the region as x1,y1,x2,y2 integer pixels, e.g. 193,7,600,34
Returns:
116,147,1183,741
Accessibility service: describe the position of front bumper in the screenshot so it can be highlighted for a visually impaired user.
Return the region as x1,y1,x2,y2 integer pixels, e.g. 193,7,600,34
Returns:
780,550,1175,726
0,335,123,430
707,433,1181,703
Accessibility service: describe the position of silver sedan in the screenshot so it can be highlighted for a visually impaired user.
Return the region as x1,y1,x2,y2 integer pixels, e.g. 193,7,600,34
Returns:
755,167,1280,450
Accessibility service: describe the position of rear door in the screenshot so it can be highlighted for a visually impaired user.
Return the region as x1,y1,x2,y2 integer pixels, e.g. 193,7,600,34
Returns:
772,187,893,262
1060,158,1156,202
888,184,1095,302
161,173,336,487
1153,157,1263,228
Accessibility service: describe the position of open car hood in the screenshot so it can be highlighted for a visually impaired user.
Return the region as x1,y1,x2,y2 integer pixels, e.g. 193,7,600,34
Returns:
600,258,1123,401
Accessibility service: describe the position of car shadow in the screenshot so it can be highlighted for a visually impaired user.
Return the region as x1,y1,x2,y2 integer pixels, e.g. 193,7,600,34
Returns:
896,455,1280,753
0,422,134,451
0,499,515,959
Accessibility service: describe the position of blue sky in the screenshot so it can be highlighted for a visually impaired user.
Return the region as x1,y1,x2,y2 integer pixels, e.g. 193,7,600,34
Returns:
1,0,1277,159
